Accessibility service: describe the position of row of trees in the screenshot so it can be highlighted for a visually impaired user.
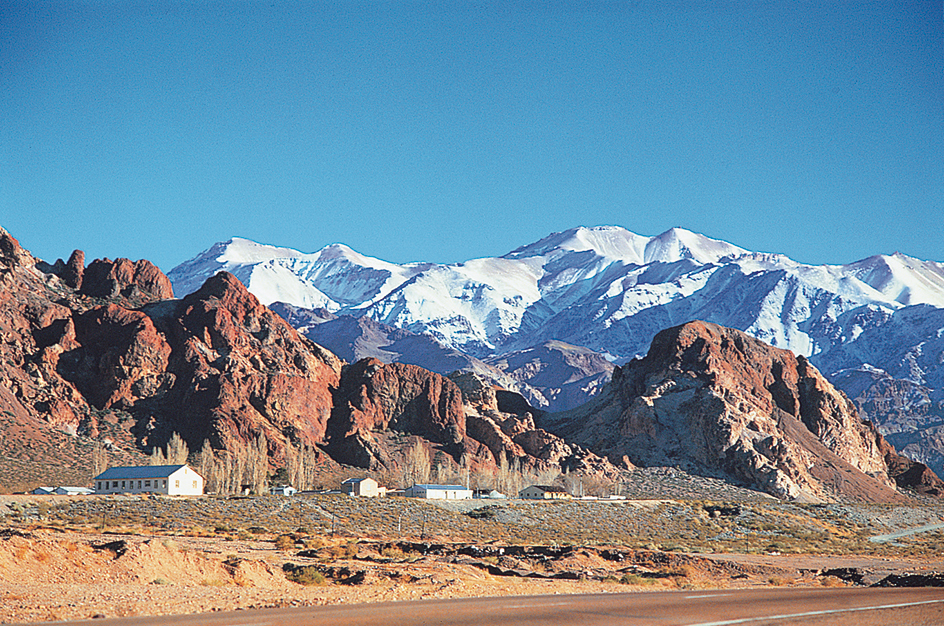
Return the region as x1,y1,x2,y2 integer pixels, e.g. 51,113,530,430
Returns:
96,432,621,497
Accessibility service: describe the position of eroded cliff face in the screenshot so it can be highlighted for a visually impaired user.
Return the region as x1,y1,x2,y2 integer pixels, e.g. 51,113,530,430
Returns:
545,321,940,502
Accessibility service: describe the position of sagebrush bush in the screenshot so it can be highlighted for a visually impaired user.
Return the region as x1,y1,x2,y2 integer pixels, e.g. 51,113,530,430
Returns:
285,566,326,586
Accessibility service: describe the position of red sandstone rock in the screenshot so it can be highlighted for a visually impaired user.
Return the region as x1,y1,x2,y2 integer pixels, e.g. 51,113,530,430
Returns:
80,257,173,301
61,250,85,289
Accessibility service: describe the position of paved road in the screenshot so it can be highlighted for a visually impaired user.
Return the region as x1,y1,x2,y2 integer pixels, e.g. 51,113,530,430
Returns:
22,588,944,626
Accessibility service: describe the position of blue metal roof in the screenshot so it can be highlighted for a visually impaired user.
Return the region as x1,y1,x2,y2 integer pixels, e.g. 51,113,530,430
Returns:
94,465,188,480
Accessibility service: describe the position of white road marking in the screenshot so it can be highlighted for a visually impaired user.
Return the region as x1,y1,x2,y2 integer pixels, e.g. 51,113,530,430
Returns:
685,594,733,599
685,598,944,625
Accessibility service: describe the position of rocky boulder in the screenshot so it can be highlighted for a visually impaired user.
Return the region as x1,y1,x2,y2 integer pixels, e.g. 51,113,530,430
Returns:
80,257,174,301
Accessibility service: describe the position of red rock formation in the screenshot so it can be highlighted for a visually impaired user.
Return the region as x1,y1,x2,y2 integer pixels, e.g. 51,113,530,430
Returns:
546,320,929,502
64,304,173,410
60,250,85,289
328,359,472,467
151,272,342,458
80,257,173,301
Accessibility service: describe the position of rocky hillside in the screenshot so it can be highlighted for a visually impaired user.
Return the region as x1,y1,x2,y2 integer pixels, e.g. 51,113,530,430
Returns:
0,227,617,491
542,321,943,503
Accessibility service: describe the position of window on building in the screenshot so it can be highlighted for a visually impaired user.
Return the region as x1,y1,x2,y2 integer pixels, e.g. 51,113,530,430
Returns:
112,481,118,488
192,480,197,489
145,480,151,487
138,481,142,488
175,480,179,488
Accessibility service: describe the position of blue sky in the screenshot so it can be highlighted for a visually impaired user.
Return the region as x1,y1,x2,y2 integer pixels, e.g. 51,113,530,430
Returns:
2,1,941,271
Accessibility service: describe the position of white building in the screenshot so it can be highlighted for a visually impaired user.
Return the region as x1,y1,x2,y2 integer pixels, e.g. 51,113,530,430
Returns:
270,485,298,496
404,484,473,500
54,486,94,496
341,477,385,497
94,465,204,496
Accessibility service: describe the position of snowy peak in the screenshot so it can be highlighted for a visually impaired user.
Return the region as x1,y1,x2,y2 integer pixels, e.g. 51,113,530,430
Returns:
843,253,944,307
169,225,944,362
216,237,306,264
503,226,648,263
643,228,747,265
502,226,747,267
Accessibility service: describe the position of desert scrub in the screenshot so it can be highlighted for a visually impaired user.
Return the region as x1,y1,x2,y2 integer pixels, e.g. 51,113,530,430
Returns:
619,574,658,586
380,545,406,560
284,564,326,586
274,534,296,551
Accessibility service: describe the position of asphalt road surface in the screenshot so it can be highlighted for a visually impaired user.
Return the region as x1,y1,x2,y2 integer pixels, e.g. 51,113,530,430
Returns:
21,588,944,626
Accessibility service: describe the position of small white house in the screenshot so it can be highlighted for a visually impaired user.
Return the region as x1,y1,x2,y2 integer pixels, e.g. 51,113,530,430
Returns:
94,465,204,496
405,484,473,500
31,487,55,495
270,485,298,496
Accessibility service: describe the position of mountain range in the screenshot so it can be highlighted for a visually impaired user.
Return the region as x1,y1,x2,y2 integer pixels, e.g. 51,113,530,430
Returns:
1,224,941,502
169,226,944,477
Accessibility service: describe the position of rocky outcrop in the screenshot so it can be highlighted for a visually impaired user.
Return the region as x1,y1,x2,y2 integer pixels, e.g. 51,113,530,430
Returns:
544,321,932,502
80,257,174,301
327,359,472,467
450,371,621,479
137,272,342,457
60,250,85,289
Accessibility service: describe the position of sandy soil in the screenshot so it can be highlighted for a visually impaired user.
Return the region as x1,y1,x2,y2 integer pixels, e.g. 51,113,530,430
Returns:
2,527,941,625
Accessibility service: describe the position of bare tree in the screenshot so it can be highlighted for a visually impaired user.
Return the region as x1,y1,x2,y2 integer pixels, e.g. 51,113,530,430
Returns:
91,442,108,477
149,446,167,466
249,433,269,494
403,442,431,487
197,440,217,493
167,432,189,465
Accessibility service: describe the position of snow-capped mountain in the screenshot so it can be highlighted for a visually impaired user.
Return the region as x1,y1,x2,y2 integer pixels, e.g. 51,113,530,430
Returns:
169,226,944,475
169,226,944,361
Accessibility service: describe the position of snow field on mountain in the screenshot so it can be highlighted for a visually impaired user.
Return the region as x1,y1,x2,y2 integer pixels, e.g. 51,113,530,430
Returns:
169,225,944,363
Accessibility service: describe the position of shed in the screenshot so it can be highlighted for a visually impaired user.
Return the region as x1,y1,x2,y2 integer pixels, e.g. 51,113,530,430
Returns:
473,489,506,499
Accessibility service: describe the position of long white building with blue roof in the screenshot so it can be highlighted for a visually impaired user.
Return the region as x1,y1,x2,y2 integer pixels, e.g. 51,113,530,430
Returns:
404,484,472,500
94,465,204,496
